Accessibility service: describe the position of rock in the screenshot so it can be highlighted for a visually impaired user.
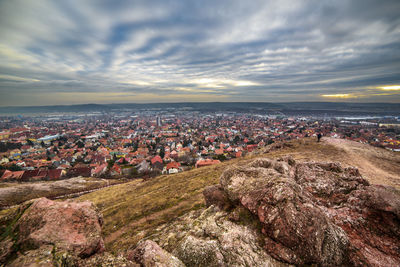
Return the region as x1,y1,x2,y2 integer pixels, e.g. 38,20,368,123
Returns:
7,244,78,267
149,206,289,267
220,158,291,203
203,185,232,211
0,197,104,266
127,240,185,267
219,158,400,266
82,252,138,267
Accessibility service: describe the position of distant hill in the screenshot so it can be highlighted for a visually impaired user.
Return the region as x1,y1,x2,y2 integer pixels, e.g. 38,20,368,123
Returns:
1,102,400,116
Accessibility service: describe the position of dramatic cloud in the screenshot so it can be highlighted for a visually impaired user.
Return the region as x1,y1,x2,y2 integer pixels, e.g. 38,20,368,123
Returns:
0,0,399,105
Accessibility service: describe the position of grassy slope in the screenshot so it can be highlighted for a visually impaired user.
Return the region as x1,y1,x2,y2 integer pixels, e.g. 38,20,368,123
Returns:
0,178,125,208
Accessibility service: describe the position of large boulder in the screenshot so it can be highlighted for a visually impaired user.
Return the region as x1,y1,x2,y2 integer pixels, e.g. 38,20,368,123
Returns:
0,197,105,266
219,158,400,266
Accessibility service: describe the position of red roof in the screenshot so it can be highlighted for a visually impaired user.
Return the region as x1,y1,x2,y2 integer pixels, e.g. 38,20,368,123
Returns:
151,155,163,165
166,161,181,170
215,149,224,155
47,169,63,180
195,159,221,168
1,170,25,180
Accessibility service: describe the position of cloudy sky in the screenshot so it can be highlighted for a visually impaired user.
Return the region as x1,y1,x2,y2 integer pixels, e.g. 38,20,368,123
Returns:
0,0,400,106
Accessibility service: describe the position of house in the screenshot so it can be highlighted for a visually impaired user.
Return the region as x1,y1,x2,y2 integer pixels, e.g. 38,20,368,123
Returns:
110,164,122,176
91,163,108,177
47,169,64,180
67,167,92,177
1,170,25,181
0,157,9,164
214,148,224,155
137,160,150,174
151,155,163,170
21,169,40,181
164,161,181,174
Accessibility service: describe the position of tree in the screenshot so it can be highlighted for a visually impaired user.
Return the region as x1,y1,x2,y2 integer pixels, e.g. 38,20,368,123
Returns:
234,135,240,143
132,142,138,152
183,139,190,147
159,147,165,159
107,159,115,169
26,139,34,146
214,154,227,161
76,140,85,148
8,164,22,171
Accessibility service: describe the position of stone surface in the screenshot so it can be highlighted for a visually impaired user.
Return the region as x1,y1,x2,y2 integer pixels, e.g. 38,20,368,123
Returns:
0,197,105,266
127,240,185,267
150,206,289,267
203,185,232,211
81,252,138,267
220,158,400,266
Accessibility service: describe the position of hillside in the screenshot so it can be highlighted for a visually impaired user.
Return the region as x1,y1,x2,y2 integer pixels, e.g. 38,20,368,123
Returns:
1,137,399,266
75,137,400,253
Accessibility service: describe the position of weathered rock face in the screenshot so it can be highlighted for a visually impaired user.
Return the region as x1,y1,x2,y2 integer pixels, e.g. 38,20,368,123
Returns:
0,197,105,266
127,240,185,267
203,185,232,211
149,205,289,267
219,158,400,266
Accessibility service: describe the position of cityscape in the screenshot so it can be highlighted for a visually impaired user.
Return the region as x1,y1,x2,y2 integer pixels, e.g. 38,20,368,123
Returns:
1,107,399,181
1,0,400,265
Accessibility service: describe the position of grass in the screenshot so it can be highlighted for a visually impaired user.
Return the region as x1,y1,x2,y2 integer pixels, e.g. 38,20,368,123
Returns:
0,177,125,208
78,163,228,252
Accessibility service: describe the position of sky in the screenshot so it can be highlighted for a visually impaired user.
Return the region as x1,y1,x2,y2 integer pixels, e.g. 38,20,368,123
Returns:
0,0,400,106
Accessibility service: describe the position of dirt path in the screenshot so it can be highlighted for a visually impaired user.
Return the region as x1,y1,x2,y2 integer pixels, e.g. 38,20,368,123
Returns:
324,138,400,189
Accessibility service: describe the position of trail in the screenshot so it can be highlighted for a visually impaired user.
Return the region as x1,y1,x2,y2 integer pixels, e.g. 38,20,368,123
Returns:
324,138,400,189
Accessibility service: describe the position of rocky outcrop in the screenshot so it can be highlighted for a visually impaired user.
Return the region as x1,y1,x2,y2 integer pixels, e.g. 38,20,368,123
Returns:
127,240,185,267
218,158,400,266
0,197,105,266
149,206,288,267
132,157,400,266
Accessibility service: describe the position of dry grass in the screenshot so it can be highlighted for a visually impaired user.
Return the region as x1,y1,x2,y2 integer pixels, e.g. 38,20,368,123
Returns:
0,177,125,208
78,162,233,252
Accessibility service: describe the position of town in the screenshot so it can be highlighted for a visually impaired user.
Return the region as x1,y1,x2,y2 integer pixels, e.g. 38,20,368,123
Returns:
1,110,399,182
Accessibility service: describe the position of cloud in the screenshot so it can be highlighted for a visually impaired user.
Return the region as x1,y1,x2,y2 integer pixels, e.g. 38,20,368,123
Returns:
321,94,354,99
378,85,400,90
0,0,400,105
